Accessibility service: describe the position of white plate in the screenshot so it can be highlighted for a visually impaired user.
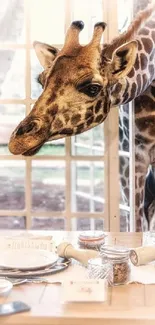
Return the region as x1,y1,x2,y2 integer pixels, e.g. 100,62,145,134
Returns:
0,279,12,296
0,249,58,271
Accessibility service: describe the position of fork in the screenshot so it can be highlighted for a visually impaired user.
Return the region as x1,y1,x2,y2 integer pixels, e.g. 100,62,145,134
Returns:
26,277,62,284
4,277,62,285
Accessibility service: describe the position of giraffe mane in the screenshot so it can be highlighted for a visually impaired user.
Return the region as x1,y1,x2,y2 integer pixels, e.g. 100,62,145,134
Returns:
103,1,155,58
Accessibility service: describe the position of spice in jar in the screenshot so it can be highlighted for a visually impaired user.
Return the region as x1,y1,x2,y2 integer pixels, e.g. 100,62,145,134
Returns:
100,245,131,285
78,231,106,251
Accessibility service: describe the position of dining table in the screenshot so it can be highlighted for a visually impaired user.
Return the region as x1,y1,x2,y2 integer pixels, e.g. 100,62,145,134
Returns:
0,230,155,325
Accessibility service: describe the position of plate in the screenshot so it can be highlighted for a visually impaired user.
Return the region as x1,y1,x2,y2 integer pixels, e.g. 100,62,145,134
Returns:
0,279,12,296
0,257,71,278
0,249,58,271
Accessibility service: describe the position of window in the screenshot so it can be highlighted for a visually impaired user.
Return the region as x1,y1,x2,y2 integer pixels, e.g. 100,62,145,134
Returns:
0,0,134,231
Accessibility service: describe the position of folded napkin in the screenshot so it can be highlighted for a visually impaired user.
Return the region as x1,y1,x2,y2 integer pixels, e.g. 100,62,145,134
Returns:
129,263,155,284
0,234,55,252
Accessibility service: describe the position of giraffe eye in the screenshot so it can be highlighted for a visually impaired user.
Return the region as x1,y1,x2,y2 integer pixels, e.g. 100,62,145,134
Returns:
80,83,102,97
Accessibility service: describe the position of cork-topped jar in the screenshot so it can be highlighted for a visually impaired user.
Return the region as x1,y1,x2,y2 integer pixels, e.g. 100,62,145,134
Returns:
78,231,106,251
100,245,131,285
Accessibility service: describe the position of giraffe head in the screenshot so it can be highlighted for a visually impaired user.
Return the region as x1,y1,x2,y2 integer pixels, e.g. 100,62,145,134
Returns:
9,20,138,156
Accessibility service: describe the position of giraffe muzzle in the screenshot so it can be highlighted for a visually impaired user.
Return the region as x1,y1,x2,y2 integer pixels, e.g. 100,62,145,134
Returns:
15,121,37,136
8,118,50,156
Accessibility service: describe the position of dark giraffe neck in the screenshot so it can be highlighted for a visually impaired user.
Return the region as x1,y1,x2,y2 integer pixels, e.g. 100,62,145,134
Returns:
109,16,155,107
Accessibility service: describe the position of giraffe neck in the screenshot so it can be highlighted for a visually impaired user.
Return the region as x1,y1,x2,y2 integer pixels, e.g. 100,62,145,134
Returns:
109,16,155,107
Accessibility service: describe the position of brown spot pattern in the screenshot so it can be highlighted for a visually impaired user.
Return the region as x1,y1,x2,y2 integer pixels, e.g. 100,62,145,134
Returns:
136,115,155,133
85,111,93,120
130,82,137,99
152,31,155,42
95,114,103,123
149,65,155,79
128,68,135,78
87,116,94,126
136,74,142,95
76,123,84,133
71,114,81,125
53,118,63,129
136,193,140,207
114,83,122,93
46,93,57,104
140,53,148,70
151,86,155,97
121,177,126,187
136,95,155,112
104,98,109,114
137,40,142,51
123,93,129,103
125,166,129,178
64,114,70,123
139,28,150,36
59,89,64,96
142,74,148,89
134,54,139,70
135,165,145,173
59,128,73,135
124,188,129,199
142,38,153,54
48,104,58,115
150,49,155,61
139,175,144,188
95,100,102,114
135,134,152,145
146,21,155,29
135,153,145,163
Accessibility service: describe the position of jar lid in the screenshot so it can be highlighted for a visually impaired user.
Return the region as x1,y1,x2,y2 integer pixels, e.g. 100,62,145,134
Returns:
100,245,130,260
78,231,106,242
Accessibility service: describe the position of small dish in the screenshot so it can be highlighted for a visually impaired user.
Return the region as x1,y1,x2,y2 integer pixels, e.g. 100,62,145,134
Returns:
0,279,12,296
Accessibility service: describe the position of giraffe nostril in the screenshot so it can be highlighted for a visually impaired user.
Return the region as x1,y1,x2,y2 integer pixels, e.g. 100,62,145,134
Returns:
16,122,36,136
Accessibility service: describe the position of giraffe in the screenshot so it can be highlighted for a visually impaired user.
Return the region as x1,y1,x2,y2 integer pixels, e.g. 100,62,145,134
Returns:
118,0,155,231
8,2,155,231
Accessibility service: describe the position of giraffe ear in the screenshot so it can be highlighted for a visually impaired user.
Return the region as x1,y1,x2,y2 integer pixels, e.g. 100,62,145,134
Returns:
110,40,138,79
33,41,59,69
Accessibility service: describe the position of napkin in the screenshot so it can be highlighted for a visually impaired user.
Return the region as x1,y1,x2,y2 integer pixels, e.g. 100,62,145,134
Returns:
129,263,155,284
0,234,55,252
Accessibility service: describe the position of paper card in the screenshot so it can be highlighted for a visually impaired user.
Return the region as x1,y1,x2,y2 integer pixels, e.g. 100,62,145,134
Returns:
0,237,56,252
62,279,107,302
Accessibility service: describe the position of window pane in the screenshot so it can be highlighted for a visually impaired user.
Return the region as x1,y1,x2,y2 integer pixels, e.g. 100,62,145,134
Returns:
71,217,104,231
30,0,65,44
117,0,132,32
32,217,65,230
72,0,103,44
0,160,25,210
36,140,65,156
119,156,130,207
32,160,65,211
0,0,25,43
0,49,25,99
72,125,104,156
120,209,130,232
71,161,104,212
31,50,43,99
119,105,129,153
0,104,25,155
0,216,26,229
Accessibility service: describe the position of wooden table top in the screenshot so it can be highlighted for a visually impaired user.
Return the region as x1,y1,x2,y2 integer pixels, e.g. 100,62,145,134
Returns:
0,231,155,325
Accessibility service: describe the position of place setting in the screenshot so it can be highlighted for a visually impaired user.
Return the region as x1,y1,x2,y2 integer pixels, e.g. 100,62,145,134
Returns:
0,236,71,294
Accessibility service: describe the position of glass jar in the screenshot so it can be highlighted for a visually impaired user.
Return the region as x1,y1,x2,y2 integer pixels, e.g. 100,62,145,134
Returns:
78,231,106,251
100,245,131,285
87,257,113,284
